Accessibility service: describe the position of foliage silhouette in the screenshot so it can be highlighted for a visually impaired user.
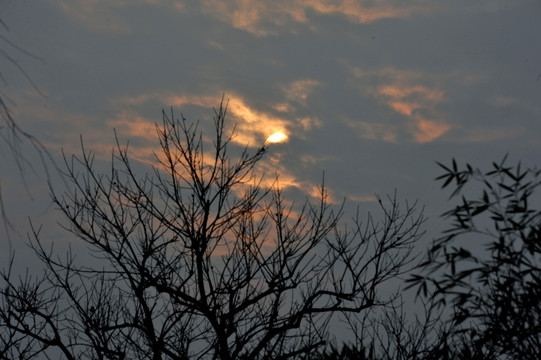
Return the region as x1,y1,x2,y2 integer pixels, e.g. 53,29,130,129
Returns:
0,100,425,359
409,156,541,359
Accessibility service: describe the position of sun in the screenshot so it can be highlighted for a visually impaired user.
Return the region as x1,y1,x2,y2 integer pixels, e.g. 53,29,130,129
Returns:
266,132,288,144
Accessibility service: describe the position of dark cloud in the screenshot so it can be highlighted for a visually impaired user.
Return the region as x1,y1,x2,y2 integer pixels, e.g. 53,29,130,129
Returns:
2,0,541,259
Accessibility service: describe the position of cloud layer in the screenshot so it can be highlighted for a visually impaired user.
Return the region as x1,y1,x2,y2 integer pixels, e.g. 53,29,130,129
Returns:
4,0,540,228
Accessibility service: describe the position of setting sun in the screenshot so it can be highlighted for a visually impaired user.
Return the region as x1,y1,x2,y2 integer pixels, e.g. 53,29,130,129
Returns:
266,132,288,144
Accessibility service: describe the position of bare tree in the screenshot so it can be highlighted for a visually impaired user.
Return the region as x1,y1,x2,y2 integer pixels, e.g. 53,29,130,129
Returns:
0,17,50,173
1,100,425,359
1,16,52,250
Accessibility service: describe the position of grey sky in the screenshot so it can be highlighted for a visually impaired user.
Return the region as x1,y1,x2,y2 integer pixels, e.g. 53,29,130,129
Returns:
2,1,541,258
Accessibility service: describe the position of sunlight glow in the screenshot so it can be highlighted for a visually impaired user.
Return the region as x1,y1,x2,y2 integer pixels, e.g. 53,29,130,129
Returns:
266,132,288,144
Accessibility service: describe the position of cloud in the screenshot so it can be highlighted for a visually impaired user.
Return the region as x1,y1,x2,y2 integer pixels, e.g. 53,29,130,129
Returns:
283,79,320,104
348,194,377,203
296,0,432,23
114,85,323,147
57,0,184,33
388,101,421,117
200,0,268,36
446,127,523,143
201,0,441,36
412,118,450,143
6,91,124,159
56,0,516,38
164,92,322,145
58,0,442,37
56,0,131,33
349,67,452,143
347,120,398,143
375,82,450,143
347,64,538,145
488,96,517,107
378,84,444,103
108,114,157,142
273,103,294,113
108,91,328,198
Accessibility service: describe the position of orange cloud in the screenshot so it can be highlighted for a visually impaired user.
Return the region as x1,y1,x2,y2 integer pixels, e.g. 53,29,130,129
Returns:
202,0,278,36
379,85,449,142
412,118,451,143
350,67,451,143
353,67,525,144
165,93,322,146
109,115,157,142
115,89,323,148
283,79,320,104
349,194,377,203
378,85,444,102
273,103,293,113
202,0,439,36
389,101,421,117
297,0,430,24
109,92,327,198
226,98,290,145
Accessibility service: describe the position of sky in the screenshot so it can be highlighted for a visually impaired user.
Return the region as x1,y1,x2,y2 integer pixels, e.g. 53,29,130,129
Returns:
1,1,541,267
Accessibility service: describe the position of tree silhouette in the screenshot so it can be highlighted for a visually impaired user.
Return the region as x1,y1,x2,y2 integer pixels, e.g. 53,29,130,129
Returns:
0,16,48,172
0,100,425,359
409,156,541,359
1,16,52,249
